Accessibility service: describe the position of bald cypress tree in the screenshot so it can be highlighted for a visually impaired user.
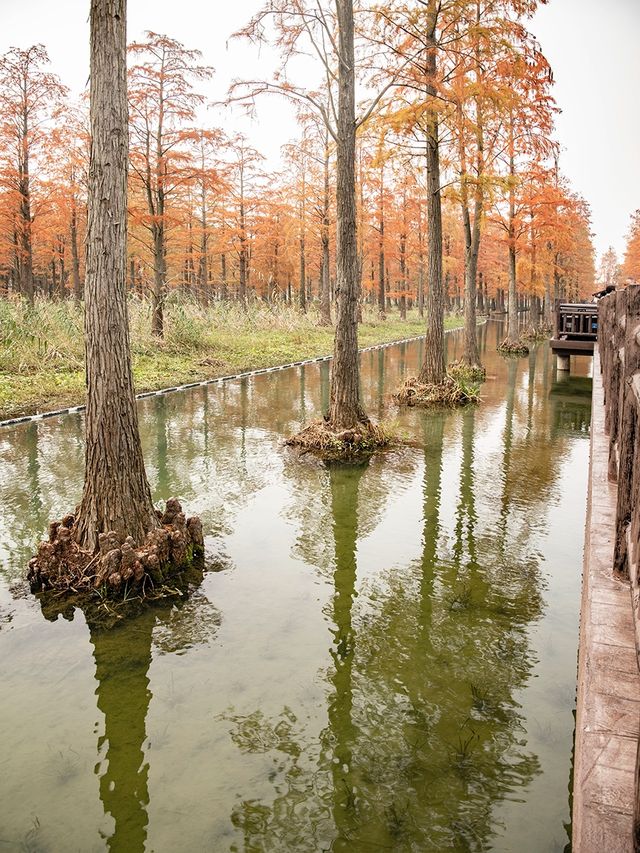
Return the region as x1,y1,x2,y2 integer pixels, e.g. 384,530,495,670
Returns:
73,0,159,551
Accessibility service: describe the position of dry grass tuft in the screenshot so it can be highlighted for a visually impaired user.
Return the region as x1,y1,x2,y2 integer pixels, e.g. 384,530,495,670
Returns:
395,373,481,407
497,337,530,356
286,418,394,460
448,359,486,383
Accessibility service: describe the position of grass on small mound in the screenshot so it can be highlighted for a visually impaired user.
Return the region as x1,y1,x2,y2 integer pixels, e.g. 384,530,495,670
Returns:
497,337,530,356
395,373,481,407
448,359,486,384
285,418,396,460
522,325,552,342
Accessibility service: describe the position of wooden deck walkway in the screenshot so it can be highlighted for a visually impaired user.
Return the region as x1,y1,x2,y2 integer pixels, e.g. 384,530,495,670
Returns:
573,347,640,851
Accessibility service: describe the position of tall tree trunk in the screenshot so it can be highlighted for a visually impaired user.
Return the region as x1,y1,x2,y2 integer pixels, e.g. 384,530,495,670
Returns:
319,133,332,325
238,210,247,305
507,238,518,341
299,233,307,312
238,158,248,306
198,151,208,301
220,250,227,300
75,0,159,552
461,170,483,364
506,120,519,343
377,163,386,316
530,293,540,329
151,115,166,334
328,0,367,429
462,201,481,365
417,213,425,318
70,197,82,301
399,228,407,320
418,1,445,386
151,223,165,336
543,264,552,326
18,105,35,302
299,171,307,313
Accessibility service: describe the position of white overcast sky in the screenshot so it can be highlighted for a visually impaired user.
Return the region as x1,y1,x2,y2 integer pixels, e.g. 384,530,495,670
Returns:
1,0,639,260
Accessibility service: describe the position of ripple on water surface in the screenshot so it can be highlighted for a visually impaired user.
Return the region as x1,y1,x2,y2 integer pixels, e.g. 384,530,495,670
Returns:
0,323,591,852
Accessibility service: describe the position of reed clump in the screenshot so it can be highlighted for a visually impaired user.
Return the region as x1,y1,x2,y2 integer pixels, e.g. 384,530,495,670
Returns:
395,366,482,408
497,338,530,356
286,418,397,460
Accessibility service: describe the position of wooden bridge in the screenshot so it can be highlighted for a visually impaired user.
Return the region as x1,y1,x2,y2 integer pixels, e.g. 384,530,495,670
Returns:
551,301,599,371
573,285,640,851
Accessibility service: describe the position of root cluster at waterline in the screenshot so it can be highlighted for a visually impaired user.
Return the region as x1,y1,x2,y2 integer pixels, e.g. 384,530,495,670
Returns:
286,418,393,460
497,337,530,356
28,498,204,598
395,361,484,408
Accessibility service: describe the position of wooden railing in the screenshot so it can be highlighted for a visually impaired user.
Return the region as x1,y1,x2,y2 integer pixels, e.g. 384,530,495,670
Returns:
555,302,599,340
599,285,640,580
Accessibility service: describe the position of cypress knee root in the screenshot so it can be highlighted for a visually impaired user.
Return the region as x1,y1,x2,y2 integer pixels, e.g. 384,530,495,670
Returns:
27,497,205,598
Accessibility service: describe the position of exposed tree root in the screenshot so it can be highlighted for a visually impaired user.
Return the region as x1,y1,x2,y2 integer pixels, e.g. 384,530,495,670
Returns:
497,337,530,356
394,372,481,407
286,418,393,460
27,498,204,599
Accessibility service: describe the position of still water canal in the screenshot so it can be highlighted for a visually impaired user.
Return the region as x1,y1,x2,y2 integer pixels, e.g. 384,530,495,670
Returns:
0,323,592,852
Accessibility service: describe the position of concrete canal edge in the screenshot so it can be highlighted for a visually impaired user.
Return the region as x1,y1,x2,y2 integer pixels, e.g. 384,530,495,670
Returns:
573,346,640,851
0,326,468,430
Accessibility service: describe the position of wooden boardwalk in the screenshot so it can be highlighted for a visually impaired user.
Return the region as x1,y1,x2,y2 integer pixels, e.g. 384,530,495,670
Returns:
573,347,640,851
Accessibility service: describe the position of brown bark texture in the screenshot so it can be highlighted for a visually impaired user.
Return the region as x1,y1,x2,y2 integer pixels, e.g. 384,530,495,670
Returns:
328,0,367,430
74,0,159,552
319,142,332,325
418,1,445,386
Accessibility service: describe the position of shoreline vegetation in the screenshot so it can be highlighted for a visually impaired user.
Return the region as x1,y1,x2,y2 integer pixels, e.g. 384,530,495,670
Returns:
0,296,464,422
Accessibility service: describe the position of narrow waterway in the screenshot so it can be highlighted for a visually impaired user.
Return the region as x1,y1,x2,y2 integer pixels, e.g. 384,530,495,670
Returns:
0,322,591,852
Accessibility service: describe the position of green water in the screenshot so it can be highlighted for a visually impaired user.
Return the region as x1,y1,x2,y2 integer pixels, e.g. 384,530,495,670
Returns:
0,323,591,852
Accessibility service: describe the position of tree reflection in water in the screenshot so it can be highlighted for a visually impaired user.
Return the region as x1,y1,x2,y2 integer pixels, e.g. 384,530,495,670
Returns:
0,325,590,852
35,562,222,853
222,387,544,851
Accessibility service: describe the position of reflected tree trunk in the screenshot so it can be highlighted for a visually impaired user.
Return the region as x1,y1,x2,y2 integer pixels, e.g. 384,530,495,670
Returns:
325,462,366,845
90,615,153,853
498,359,518,555
419,414,445,645
155,395,169,498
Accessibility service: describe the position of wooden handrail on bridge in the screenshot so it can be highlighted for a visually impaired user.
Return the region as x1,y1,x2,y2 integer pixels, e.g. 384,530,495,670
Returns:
555,301,599,339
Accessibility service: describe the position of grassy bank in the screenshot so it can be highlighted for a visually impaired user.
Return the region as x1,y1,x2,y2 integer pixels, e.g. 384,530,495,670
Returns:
0,297,463,420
